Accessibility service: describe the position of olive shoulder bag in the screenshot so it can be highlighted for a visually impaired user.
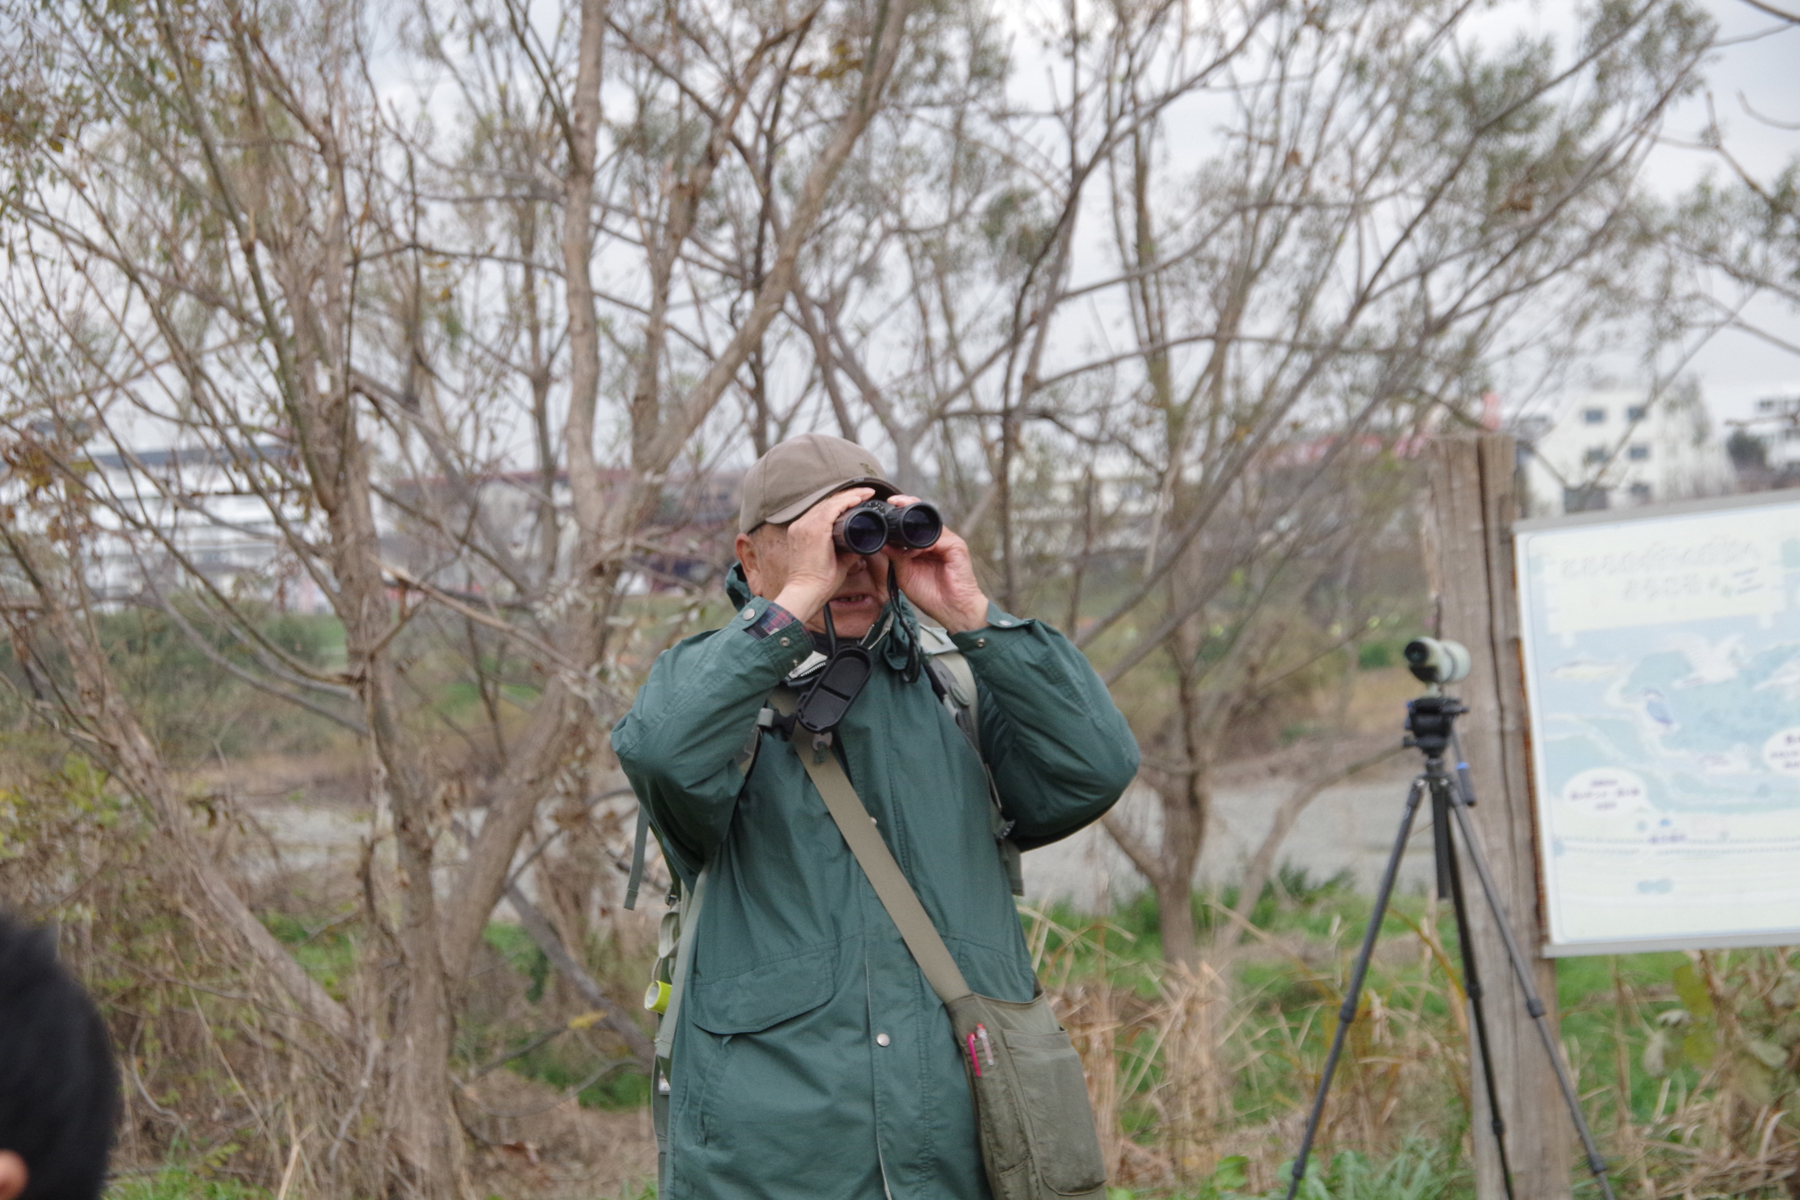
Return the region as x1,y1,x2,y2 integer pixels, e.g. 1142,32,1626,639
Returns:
790,731,1109,1200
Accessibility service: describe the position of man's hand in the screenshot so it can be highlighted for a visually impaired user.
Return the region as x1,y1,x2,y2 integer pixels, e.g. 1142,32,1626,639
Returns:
772,487,875,625
884,494,990,634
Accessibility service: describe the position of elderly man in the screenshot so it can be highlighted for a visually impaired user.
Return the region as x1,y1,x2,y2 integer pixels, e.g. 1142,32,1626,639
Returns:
612,433,1137,1200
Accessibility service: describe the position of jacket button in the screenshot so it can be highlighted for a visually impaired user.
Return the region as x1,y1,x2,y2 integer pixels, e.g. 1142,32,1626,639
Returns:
876,1033,891,1047
779,637,790,646
975,638,987,648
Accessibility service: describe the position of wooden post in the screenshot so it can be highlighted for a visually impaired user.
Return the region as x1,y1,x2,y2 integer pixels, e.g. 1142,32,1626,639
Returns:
1421,435,1573,1200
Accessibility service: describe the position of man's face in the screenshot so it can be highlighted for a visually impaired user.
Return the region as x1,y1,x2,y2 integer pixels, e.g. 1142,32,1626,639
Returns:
738,521,890,640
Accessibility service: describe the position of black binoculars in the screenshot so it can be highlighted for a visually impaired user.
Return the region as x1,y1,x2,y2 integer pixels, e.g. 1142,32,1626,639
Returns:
832,499,942,555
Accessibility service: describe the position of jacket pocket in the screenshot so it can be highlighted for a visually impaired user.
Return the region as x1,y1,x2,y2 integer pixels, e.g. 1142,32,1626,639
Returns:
684,946,841,1154
685,945,834,1034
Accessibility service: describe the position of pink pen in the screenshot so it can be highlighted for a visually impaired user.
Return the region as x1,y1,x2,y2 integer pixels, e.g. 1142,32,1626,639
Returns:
967,1032,982,1077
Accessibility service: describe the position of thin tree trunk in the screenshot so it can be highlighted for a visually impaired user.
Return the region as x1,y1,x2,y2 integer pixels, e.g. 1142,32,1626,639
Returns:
1155,871,1200,969
561,0,609,543
317,399,466,1197
441,0,609,997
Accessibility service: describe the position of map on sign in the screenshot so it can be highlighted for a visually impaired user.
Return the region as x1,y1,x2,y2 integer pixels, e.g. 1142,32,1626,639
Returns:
1514,491,1800,955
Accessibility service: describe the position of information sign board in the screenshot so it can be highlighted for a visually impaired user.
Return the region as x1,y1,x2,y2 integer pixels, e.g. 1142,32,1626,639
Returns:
1514,490,1800,955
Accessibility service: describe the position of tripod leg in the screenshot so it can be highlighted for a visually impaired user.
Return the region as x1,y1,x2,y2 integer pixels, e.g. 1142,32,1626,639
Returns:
1431,783,1455,910
1440,751,1618,1200
1435,775,1517,1200
1285,776,1428,1200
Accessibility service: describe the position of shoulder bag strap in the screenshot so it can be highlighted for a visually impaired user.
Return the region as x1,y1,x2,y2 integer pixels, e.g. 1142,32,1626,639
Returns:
767,690,973,1005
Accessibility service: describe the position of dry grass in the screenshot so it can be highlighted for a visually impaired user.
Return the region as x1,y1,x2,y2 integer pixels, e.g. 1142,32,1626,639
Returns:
1034,901,1473,1197
1589,950,1800,1199
461,1073,656,1199
1,736,658,1200
1033,895,1800,1200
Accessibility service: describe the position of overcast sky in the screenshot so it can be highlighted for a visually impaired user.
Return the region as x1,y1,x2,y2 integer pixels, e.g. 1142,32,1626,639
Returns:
1640,0,1798,427
998,0,1799,433
1355,0,1800,428
1478,0,1800,427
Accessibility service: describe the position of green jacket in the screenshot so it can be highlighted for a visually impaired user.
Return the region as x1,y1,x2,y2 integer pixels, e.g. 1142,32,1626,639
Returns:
611,569,1138,1200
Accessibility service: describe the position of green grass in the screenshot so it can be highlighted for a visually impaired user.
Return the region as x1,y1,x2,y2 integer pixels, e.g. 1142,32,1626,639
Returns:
1266,1138,1469,1199
267,913,657,1111
470,922,654,1109
483,921,552,1001
1102,1138,1469,1200
435,679,544,722
1032,865,1363,972
108,1166,270,1200
261,911,359,1003
502,1037,654,1109
1554,949,1702,1124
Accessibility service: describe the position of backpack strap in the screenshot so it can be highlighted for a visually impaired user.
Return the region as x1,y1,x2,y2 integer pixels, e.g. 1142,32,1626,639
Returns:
922,644,1024,897
653,869,707,1061
647,866,706,1193
623,804,652,911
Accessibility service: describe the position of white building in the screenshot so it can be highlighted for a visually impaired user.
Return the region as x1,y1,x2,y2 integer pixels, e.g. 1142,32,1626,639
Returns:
1517,385,1734,517
81,444,333,612
1751,395,1800,471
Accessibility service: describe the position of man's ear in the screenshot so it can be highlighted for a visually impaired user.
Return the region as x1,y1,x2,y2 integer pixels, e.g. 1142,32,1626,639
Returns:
735,532,763,596
0,1150,29,1200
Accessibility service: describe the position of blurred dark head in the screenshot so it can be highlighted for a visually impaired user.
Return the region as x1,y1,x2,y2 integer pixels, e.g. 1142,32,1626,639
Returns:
0,912,118,1200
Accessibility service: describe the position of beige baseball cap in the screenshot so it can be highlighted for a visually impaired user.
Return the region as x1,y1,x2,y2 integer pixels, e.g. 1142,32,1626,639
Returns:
738,433,896,533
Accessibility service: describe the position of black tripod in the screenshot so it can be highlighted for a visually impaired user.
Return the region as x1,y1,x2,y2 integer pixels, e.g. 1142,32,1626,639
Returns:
1284,693,1617,1200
